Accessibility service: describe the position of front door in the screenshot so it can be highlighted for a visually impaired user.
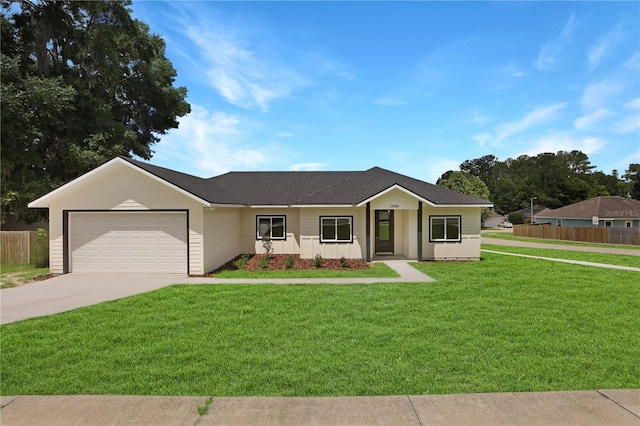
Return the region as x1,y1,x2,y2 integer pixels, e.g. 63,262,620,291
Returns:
375,210,394,253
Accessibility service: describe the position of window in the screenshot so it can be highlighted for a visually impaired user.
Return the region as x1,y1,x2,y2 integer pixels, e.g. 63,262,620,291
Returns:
604,221,613,227
429,216,461,242
626,221,633,228
557,219,562,227
320,216,353,243
256,216,286,240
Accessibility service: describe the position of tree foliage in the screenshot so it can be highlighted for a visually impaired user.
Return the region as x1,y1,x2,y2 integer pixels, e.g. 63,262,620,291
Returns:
436,170,492,224
1,0,190,222
458,151,633,214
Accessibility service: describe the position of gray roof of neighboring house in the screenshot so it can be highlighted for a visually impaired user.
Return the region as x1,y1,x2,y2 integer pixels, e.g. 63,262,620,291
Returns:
121,156,491,206
536,196,640,219
510,204,548,218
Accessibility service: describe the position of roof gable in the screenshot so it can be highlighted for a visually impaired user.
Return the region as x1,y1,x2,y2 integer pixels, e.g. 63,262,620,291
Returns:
28,157,210,208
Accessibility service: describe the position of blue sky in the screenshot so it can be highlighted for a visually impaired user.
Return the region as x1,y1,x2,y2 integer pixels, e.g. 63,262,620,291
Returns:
131,1,640,183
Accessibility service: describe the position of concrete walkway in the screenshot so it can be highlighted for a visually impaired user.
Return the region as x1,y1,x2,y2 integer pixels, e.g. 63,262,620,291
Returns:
0,261,433,325
482,236,640,256
1,389,638,425
482,249,640,272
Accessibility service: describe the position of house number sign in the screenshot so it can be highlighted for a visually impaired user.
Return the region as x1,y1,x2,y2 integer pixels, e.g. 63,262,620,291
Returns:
390,204,399,208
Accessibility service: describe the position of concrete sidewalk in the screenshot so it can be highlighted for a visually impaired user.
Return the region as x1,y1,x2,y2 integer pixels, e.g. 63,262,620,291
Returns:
1,389,638,425
482,236,640,256
482,249,640,272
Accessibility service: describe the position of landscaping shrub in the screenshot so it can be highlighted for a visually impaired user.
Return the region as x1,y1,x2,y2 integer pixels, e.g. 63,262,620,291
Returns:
314,254,324,268
258,255,270,269
285,255,295,269
340,256,350,268
508,212,524,224
232,255,250,270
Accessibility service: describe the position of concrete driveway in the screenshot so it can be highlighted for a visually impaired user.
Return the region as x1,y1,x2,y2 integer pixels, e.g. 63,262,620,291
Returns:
0,274,183,325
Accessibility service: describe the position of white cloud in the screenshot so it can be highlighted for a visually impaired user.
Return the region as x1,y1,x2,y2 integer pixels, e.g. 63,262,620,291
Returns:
587,25,625,69
471,110,491,125
502,62,525,78
374,98,409,106
574,109,614,130
494,103,569,143
154,104,269,176
580,78,625,112
288,163,328,171
625,98,640,109
612,115,640,134
536,14,576,71
520,134,606,157
185,24,305,111
473,133,492,147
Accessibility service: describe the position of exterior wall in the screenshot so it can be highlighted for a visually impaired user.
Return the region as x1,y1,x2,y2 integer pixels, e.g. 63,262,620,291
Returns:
203,207,241,273
422,205,482,260
536,217,640,228
369,188,420,211
46,162,206,274
239,208,301,255
300,207,365,259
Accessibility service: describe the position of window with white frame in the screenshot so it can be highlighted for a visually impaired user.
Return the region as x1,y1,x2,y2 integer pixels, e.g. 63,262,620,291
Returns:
320,216,353,243
429,216,461,242
626,221,632,228
604,221,613,227
256,216,286,240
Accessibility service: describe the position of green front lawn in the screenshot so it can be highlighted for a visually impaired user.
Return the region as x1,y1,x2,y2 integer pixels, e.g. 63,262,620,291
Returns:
482,243,640,268
212,262,398,278
1,252,638,396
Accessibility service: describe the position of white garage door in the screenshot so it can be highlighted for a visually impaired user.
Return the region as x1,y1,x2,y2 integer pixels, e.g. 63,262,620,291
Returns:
70,212,188,274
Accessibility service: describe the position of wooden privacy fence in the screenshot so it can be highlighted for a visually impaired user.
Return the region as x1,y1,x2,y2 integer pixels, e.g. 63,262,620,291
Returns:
514,224,640,245
1,231,49,267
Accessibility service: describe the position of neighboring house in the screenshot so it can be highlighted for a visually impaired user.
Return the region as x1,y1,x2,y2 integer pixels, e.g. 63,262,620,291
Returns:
484,211,505,228
535,196,640,228
28,157,492,275
508,204,548,224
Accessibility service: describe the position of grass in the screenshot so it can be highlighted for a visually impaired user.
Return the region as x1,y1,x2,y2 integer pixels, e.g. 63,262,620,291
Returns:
0,264,50,289
482,243,640,268
213,262,399,278
1,252,638,397
482,232,640,250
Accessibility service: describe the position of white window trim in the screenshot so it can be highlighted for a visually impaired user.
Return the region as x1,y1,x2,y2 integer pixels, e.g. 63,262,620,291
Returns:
429,216,461,243
256,215,286,240
604,220,613,227
320,216,353,243
626,221,633,228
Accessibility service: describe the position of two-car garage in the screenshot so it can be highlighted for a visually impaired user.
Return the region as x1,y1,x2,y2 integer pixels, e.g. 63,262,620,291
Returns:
68,211,188,274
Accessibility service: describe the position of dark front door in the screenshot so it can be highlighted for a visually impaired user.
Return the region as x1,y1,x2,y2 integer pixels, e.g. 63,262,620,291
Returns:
375,210,394,253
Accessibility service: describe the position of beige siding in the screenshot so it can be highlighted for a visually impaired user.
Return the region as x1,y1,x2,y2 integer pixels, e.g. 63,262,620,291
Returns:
203,207,241,273
239,208,301,255
421,205,482,260
300,207,365,259
369,188,421,210
47,162,206,274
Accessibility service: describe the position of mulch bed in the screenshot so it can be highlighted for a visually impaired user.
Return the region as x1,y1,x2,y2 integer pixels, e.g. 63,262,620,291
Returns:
210,254,369,274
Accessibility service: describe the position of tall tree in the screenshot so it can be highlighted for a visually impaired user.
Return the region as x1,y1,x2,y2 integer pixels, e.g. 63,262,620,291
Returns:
436,170,492,224
1,0,190,222
624,164,640,199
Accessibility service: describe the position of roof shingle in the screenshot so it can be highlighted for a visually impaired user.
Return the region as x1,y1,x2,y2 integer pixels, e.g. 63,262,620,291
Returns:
121,157,490,206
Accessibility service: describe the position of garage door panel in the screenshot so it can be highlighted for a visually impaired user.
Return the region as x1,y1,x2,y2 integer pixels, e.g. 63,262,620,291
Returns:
70,212,187,274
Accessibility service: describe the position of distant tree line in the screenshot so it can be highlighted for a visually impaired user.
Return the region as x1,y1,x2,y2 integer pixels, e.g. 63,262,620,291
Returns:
438,151,639,214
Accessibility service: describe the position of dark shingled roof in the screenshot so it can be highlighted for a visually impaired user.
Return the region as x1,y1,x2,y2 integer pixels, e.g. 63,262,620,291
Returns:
121,157,490,206
537,196,640,219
